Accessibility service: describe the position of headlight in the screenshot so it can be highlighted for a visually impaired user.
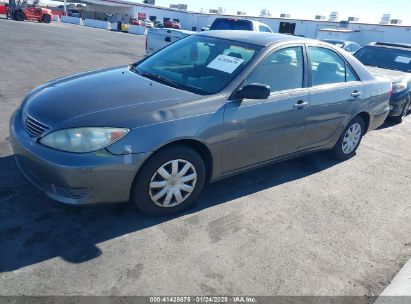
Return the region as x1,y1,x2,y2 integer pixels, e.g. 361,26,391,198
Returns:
392,82,408,93
39,127,129,153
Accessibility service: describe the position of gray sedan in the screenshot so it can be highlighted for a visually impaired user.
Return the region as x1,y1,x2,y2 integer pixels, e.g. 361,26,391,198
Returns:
10,31,391,216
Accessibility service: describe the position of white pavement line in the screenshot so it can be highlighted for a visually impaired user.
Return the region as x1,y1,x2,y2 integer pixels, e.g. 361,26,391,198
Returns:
374,258,411,304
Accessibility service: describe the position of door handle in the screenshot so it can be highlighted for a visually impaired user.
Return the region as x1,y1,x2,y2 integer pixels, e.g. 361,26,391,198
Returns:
294,100,309,109
351,91,362,98
165,37,171,42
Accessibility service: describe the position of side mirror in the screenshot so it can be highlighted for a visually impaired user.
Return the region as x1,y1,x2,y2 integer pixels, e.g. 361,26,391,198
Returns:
231,84,271,100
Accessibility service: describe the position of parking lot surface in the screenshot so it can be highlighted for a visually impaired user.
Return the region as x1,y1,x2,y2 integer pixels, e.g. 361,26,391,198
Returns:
0,19,411,296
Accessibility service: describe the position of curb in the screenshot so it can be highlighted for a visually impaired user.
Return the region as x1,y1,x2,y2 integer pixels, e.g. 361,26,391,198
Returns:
374,258,411,303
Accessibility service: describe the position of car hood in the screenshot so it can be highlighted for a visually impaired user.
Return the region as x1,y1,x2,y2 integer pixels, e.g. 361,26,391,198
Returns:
366,66,411,83
24,66,199,130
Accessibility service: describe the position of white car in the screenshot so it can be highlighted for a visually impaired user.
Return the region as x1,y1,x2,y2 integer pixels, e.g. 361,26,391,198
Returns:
144,20,154,28
146,18,273,55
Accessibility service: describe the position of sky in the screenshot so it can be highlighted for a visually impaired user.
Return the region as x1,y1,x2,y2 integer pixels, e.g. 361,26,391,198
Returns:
154,0,411,24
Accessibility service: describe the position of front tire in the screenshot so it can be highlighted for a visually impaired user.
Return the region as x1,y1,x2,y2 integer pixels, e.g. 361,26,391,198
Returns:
132,145,206,216
330,116,365,160
42,14,51,23
15,11,25,21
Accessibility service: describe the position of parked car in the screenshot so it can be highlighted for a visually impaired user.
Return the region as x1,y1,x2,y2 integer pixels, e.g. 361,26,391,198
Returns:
209,18,272,32
201,25,210,31
10,32,391,216
322,39,362,54
146,17,272,55
354,42,411,123
163,20,181,29
144,20,154,28
129,17,143,26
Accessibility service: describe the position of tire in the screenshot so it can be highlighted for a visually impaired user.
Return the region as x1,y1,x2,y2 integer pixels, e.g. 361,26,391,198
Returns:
42,14,51,23
15,11,25,21
132,145,206,216
330,116,365,160
391,100,410,124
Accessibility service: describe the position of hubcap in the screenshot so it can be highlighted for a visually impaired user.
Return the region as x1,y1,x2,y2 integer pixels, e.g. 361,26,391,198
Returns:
342,123,362,155
149,159,197,208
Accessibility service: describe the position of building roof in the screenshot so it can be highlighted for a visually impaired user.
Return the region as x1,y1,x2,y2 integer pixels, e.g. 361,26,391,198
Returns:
197,30,304,46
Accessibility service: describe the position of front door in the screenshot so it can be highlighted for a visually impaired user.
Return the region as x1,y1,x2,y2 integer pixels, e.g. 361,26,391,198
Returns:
222,46,309,172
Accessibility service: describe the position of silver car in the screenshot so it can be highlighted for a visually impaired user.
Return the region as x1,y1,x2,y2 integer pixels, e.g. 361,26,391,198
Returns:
10,31,391,216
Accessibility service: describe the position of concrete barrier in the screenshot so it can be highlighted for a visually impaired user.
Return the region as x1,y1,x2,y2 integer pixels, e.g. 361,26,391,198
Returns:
60,16,82,25
127,25,146,35
52,15,60,22
84,19,111,30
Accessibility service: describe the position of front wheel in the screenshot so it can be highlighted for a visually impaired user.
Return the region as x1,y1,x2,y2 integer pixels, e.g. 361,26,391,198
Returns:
132,145,206,216
42,14,51,23
15,11,25,21
330,116,365,160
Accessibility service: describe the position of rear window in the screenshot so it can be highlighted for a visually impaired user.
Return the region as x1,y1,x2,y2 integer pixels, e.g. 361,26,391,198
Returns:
354,46,411,72
210,19,253,31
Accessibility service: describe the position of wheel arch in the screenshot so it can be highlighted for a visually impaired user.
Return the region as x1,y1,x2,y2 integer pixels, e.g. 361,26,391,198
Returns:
354,111,371,134
155,139,214,183
129,138,214,201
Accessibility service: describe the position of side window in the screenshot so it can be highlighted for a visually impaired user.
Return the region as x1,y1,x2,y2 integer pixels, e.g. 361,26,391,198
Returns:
351,44,361,53
246,47,304,92
259,25,272,33
310,47,356,86
346,64,358,82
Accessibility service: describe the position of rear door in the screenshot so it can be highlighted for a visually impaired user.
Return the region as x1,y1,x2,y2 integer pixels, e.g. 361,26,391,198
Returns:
301,45,364,149
222,45,310,172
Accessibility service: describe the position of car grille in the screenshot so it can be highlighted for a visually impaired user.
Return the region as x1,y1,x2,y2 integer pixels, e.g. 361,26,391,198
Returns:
24,114,50,137
52,184,92,200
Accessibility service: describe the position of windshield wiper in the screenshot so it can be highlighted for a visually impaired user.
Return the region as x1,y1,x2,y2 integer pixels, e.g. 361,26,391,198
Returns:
139,71,185,90
370,65,404,72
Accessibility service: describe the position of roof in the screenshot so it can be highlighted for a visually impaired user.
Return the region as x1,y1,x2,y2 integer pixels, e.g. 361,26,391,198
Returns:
196,30,304,47
367,42,411,51
318,28,360,33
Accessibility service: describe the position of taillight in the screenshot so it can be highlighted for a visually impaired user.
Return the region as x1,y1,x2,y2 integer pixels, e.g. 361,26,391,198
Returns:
389,83,393,97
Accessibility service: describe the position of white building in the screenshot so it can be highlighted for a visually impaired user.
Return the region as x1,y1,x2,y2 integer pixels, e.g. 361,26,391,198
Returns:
75,0,411,44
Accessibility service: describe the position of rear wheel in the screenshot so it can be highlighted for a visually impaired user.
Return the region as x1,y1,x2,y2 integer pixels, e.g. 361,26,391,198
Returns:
330,116,365,160
392,99,410,124
42,14,51,23
15,11,25,21
132,145,206,216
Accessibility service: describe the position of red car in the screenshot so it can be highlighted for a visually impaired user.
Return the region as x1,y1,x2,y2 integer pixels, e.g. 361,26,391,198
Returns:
163,20,181,29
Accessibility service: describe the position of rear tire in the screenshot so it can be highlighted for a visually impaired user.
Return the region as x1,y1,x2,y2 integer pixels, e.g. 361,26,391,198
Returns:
330,116,365,160
15,11,25,21
132,145,206,216
391,100,410,124
42,14,51,23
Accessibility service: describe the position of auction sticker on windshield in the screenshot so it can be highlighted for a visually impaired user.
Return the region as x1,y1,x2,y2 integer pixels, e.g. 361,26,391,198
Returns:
207,54,244,73
395,56,411,64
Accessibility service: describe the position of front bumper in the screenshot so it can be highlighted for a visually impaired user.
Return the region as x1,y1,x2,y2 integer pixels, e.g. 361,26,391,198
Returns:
9,110,151,205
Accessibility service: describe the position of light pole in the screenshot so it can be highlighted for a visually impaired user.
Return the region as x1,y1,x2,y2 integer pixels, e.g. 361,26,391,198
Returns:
64,0,67,15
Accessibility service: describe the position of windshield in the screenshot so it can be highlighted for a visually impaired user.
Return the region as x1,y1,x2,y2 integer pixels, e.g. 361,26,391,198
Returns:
354,46,411,72
210,19,253,31
134,35,261,95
